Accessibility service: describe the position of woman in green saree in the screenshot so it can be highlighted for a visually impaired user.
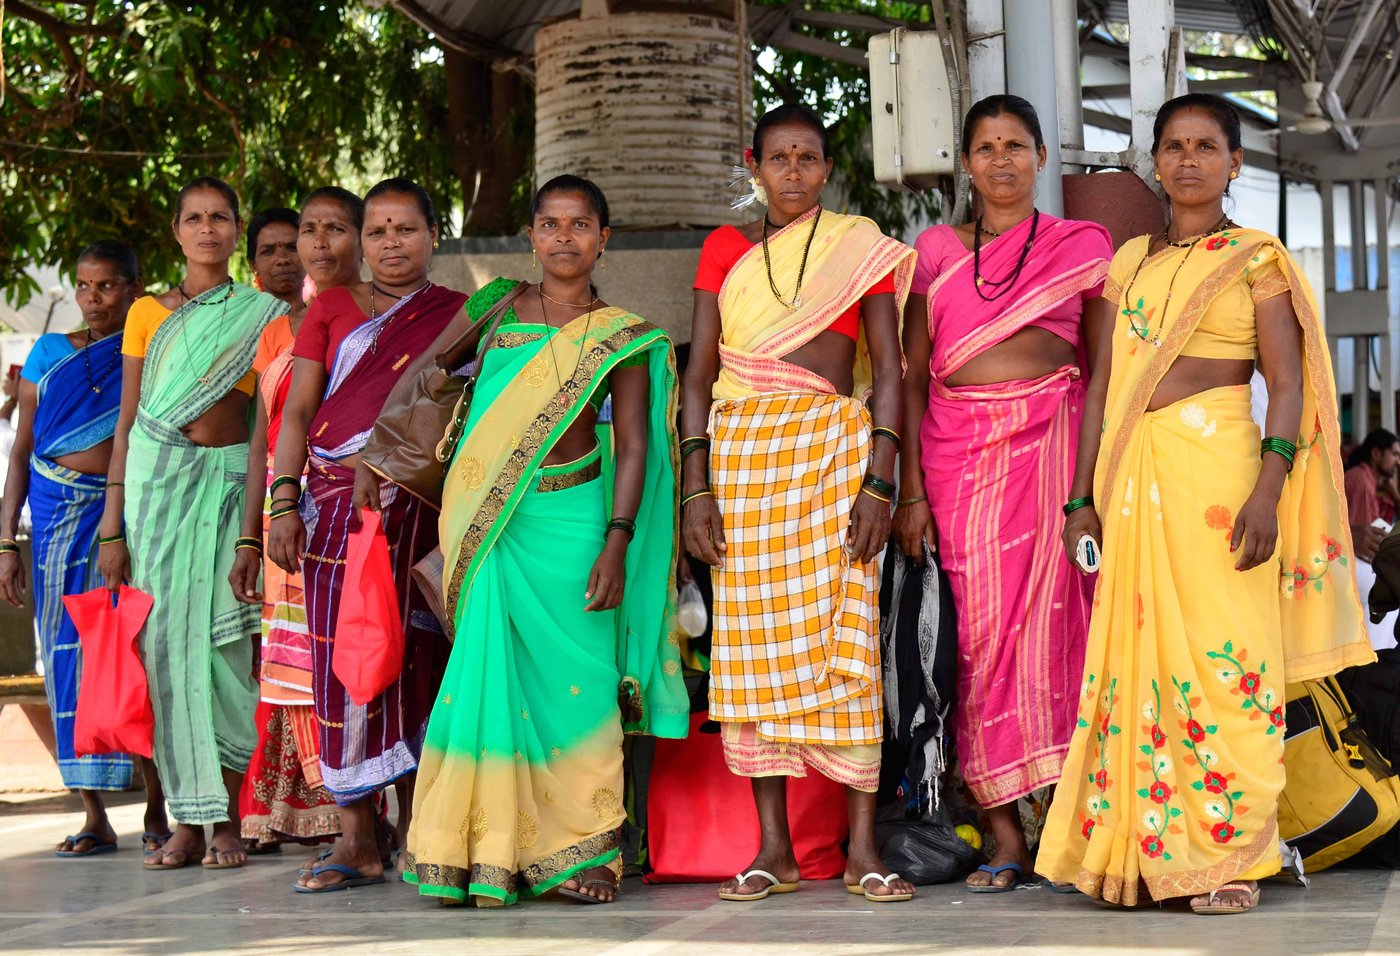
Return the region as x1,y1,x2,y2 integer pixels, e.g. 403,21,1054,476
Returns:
403,176,688,906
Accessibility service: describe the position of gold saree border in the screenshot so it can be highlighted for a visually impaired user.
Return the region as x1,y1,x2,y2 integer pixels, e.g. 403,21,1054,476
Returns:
444,316,665,622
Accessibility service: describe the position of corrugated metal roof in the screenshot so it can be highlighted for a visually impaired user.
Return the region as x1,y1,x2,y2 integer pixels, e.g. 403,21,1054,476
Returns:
1102,0,1247,35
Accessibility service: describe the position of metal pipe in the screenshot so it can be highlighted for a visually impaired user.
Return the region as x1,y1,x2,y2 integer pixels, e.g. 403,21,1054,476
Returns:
1127,0,1174,186
1005,0,1063,214
1050,0,1084,173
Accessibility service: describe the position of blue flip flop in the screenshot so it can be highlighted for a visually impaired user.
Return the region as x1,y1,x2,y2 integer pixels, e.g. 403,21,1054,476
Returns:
967,862,1026,893
293,862,386,893
55,832,117,858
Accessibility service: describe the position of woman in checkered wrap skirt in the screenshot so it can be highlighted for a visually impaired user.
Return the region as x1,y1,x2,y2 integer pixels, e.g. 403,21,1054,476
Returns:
682,104,918,902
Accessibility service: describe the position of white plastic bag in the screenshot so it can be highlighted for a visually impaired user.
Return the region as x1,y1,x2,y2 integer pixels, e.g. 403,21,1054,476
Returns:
677,579,707,637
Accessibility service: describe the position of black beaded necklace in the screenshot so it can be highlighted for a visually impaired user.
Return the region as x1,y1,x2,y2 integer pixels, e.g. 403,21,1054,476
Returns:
81,328,120,394
761,205,822,311
972,209,1039,302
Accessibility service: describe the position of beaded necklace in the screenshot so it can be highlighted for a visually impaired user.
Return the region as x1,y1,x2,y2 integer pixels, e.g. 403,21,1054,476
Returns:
1118,218,1233,349
761,205,822,311
972,209,1039,302
81,328,120,394
175,280,235,386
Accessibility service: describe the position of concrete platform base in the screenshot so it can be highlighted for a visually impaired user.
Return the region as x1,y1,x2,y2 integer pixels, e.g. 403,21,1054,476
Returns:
0,790,1396,955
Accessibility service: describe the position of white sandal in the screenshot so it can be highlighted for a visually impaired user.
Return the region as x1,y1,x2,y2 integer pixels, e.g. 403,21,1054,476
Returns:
846,871,914,902
716,868,800,901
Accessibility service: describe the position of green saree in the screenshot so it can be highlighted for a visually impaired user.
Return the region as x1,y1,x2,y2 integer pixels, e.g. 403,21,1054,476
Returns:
125,281,284,824
405,278,688,905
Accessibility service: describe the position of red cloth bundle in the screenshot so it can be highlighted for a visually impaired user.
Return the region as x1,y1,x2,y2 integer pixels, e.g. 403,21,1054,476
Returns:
645,712,850,883
332,508,405,705
63,585,155,758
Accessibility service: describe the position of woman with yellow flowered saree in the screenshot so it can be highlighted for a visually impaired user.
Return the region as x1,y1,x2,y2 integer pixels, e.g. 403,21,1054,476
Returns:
405,176,688,907
1036,94,1373,914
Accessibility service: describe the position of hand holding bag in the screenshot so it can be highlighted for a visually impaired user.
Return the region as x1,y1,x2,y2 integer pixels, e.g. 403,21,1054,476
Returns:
332,508,406,705
64,585,156,758
360,281,528,507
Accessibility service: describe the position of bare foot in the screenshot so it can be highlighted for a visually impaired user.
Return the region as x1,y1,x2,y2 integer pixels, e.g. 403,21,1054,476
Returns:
560,864,619,902
846,848,916,899
718,849,800,898
1190,880,1259,914
145,823,205,868
297,835,383,890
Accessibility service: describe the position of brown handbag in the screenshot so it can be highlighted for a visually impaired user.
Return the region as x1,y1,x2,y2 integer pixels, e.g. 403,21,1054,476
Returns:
360,281,529,508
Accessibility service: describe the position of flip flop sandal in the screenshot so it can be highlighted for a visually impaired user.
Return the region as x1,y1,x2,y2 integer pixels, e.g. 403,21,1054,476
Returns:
293,863,387,894
145,846,198,870
203,846,248,870
1044,881,1081,895
142,831,172,853
299,848,335,878
966,862,1027,894
1191,882,1260,916
717,869,800,902
559,878,621,904
847,872,915,902
55,832,118,858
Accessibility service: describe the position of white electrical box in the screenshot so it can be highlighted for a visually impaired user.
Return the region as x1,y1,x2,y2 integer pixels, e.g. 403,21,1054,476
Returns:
868,29,956,192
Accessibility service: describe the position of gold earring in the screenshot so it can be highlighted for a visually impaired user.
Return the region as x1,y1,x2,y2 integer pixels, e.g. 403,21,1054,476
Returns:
1153,172,1162,182
433,240,440,250
1229,171,1239,180
599,248,607,271
531,249,538,270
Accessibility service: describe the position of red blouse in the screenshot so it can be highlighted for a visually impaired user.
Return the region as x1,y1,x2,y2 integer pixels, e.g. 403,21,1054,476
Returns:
693,225,894,340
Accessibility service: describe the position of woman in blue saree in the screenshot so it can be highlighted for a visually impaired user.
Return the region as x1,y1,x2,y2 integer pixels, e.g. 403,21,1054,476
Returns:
0,241,168,857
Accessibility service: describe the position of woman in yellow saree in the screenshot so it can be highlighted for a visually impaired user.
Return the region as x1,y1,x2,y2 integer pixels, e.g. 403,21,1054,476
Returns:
1036,94,1373,913
405,176,688,907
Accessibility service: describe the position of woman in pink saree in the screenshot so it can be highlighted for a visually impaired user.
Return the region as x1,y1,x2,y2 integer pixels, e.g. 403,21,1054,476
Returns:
896,95,1112,891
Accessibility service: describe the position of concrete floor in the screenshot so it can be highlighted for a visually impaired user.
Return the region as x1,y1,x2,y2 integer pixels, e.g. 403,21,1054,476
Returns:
2,792,1397,955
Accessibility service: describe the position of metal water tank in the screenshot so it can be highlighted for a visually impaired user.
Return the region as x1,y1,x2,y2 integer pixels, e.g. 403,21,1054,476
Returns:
534,10,747,228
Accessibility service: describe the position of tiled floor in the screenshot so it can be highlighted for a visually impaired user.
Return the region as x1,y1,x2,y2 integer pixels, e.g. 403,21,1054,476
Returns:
1,791,1396,955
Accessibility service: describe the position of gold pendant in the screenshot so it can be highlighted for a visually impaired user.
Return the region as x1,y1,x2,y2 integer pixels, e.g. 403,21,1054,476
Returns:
976,276,985,287
198,376,211,386
793,295,802,309
91,386,100,394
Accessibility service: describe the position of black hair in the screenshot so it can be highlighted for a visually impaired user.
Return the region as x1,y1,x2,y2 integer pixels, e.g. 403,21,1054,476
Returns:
752,103,830,160
961,94,1045,155
1347,428,1400,469
301,186,365,232
174,176,240,222
246,207,299,259
1151,93,1243,155
529,175,611,231
364,177,437,229
76,239,140,283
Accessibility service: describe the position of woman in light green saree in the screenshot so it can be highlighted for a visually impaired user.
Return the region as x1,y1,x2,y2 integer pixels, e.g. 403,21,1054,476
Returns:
405,176,688,907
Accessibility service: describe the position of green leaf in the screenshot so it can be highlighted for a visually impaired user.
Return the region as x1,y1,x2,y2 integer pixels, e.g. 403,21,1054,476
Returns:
1100,799,1111,810
1109,725,1121,735
1266,726,1276,735
1181,681,1192,693
1205,725,1218,734
1230,791,1244,800
1223,640,1233,653
1191,781,1204,791
1136,788,1150,799
1139,744,1152,756
1169,807,1182,818
1163,852,1173,861
1077,718,1089,729
1242,700,1253,709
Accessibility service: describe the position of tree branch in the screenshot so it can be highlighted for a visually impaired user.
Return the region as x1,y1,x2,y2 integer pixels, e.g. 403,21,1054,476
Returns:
191,74,246,181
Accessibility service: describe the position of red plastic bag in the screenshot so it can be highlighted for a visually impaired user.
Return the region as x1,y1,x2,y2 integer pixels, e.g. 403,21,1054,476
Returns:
332,508,405,705
63,585,155,758
645,712,850,883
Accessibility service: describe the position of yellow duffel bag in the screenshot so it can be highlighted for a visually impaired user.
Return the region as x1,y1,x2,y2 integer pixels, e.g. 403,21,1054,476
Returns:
1278,676,1400,871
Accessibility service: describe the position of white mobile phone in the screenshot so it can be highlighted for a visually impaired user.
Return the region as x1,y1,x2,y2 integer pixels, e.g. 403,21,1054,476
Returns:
1075,534,1101,573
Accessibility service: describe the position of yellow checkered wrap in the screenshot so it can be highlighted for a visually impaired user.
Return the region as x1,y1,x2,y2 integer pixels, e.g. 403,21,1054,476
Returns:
706,391,883,745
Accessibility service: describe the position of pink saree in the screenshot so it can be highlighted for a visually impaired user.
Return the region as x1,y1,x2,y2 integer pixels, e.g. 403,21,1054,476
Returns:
916,214,1111,806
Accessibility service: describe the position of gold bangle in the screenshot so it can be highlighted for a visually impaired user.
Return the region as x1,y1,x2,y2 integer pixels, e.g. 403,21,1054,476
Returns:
681,489,713,507
860,486,892,504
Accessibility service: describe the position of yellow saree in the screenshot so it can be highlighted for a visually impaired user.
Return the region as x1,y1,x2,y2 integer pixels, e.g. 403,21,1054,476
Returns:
1037,228,1373,904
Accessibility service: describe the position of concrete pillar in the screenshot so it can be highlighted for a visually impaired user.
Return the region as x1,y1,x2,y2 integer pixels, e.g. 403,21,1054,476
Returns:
1004,0,1063,215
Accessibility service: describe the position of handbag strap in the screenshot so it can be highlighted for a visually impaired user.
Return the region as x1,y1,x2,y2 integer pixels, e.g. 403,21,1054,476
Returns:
438,281,530,373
